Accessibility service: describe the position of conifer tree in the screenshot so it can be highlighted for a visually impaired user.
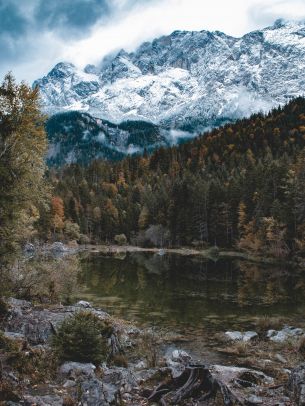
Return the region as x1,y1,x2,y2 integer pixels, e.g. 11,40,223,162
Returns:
0,74,48,252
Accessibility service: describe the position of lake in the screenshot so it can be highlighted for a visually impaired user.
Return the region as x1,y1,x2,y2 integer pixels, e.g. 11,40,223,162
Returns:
78,251,305,335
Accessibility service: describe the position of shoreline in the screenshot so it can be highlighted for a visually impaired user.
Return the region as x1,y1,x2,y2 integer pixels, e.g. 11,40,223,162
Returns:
1,297,303,405
81,244,286,266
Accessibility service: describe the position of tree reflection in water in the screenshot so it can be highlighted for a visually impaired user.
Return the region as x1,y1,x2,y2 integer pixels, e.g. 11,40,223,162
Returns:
79,252,305,330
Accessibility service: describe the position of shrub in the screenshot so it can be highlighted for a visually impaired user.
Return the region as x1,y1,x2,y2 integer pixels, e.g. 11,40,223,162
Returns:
79,234,91,245
137,330,159,368
114,234,127,246
112,353,128,367
255,315,284,332
52,312,111,365
64,221,80,241
8,256,80,304
207,246,220,258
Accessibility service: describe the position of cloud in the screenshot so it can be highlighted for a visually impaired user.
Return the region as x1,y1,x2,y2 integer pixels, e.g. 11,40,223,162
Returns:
0,0,29,60
248,0,305,27
0,0,28,37
34,0,110,38
0,0,162,82
1,0,305,83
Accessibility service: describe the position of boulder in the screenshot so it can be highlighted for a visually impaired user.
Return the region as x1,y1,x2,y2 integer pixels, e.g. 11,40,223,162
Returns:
275,353,287,364
225,330,258,341
225,331,243,340
288,363,305,405
75,300,92,308
79,378,118,405
246,394,263,404
23,395,63,405
24,243,35,253
59,362,96,379
4,300,111,346
171,349,191,363
268,326,304,342
4,332,25,340
102,367,138,392
5,306,68,345
243,331,258,342
7,298,31,309
50,242,67,252
134,360,147,370
166,349,192,378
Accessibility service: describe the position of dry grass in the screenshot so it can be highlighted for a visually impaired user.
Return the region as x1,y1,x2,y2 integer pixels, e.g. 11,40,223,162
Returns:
132,330,161,368
216,332,305,384
111,353,129,367
232,341,251,356
0,331,58,384
63,395,77,406
8,255,81,304
254,315,285,332
0,380,20,402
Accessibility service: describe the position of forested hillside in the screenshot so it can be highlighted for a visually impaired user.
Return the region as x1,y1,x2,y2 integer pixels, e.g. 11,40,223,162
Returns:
46,97,305,259
46,112,168,166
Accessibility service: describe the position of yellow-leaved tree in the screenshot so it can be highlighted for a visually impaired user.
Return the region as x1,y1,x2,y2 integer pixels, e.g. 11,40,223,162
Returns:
0,73,48,253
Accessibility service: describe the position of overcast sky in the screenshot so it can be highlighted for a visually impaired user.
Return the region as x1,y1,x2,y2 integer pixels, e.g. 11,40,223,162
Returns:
1,0,305,83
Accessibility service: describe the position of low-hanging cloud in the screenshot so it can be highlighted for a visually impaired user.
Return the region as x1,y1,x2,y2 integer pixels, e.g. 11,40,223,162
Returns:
248,0,305,27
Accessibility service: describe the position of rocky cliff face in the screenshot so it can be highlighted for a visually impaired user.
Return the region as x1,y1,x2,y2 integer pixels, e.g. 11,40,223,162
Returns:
35,19,305,132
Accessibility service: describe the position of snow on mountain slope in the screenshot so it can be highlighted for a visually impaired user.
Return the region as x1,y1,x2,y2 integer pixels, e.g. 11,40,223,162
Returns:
34,19,305,132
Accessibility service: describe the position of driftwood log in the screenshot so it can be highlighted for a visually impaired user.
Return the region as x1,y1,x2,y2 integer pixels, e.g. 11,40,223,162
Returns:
147,365,240,405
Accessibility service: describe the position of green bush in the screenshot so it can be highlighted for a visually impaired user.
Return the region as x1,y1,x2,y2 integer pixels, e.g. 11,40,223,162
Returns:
64,221,81,241
114,234,127,246
52,312,112,365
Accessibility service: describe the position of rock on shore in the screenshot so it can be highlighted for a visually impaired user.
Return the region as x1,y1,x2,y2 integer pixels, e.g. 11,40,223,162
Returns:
0,298,303,405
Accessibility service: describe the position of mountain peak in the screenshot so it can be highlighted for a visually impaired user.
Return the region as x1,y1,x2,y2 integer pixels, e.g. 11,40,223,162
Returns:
49,62,76,78
84,64,99,75
273,18,287,28
34,20,305,130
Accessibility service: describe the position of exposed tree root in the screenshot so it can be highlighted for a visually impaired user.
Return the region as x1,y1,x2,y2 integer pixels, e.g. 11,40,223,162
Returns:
147,365,241,405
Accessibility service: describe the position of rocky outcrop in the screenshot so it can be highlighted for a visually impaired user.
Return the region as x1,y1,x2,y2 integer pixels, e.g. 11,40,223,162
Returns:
288,363,305,405
225,330,258,342
267,326,304,342
23,241,81,257
3,298,138,354
0,299,300,405
4,299,110,345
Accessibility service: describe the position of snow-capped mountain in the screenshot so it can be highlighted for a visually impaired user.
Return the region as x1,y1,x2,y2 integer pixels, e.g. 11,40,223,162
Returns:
35,19,305,133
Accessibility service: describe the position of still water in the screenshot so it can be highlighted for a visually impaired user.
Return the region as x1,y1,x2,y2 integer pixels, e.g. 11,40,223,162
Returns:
78,252,305,334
